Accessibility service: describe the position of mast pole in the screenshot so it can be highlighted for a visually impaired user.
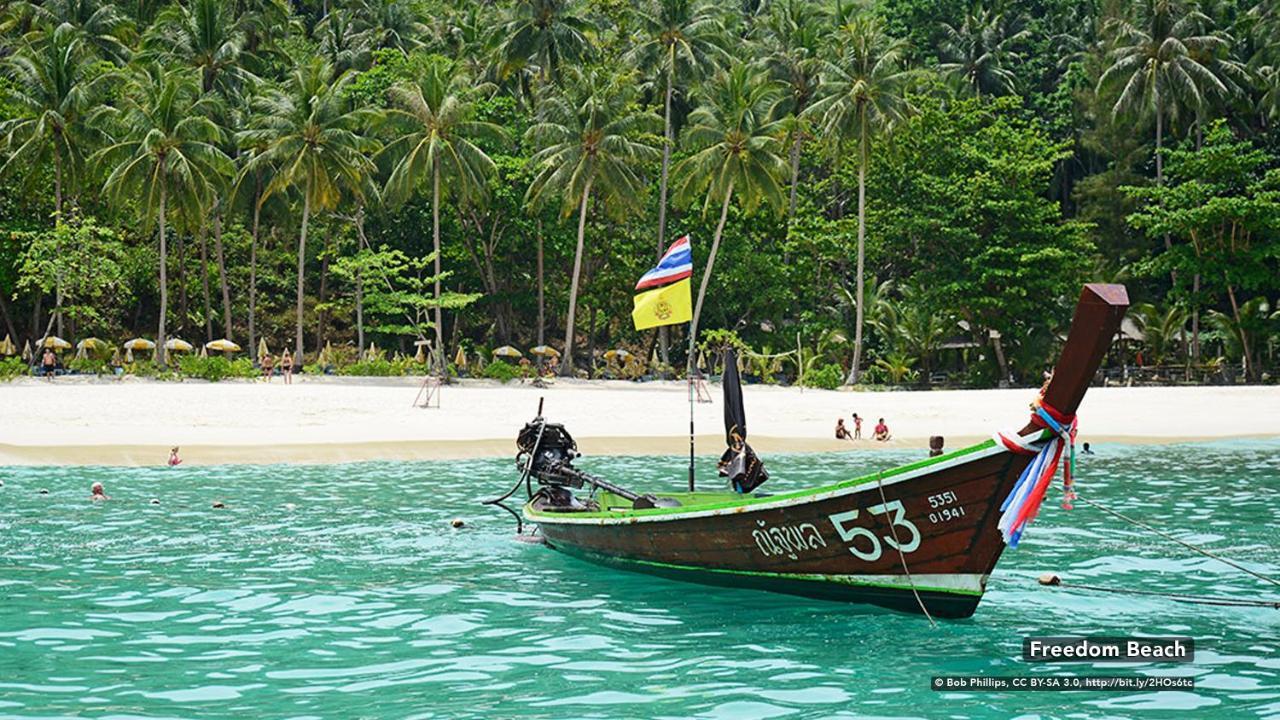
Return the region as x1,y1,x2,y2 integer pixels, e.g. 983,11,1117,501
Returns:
688,340,695,492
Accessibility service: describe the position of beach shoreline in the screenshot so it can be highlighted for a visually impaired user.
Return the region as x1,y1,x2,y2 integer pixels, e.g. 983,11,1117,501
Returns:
2,377,1277,466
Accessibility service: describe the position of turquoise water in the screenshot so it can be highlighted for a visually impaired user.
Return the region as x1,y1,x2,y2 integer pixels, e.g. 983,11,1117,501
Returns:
1,442,1278,719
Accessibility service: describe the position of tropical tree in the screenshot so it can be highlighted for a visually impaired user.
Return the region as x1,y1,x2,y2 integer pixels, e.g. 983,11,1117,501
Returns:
238,59,375,359
1097,0,1229,246
93,65,231,363
146,0,258,95
525,69,660,374
806,15,913,384
381,56,503,368
758,0,826,218
0,22,103,221
937,3,1028,97
673,64,788,356
499,0,592,85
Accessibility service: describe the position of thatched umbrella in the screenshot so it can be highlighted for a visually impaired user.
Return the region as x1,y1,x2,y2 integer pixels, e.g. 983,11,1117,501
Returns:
257,337,270,359
206,339,241,353
0,334,15,355
21,339,32,362
493,345,522,360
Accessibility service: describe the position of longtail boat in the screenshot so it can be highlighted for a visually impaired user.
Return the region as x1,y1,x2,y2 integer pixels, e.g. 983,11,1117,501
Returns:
506,284,1129,618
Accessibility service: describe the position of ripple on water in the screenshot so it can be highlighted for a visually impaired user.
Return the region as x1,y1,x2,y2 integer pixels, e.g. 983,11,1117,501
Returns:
0,441,1278,718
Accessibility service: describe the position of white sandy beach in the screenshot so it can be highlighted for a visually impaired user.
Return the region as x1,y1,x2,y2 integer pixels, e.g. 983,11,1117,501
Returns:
1,377,1277,466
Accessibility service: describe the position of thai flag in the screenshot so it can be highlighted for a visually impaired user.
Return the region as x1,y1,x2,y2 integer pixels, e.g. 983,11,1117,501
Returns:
635,235,693,290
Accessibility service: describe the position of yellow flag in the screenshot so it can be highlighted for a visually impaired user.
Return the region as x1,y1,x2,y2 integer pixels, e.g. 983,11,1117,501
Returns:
632,278,693,331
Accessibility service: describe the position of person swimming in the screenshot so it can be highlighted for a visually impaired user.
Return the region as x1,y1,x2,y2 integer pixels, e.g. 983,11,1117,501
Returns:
168,447,182,466
90,482,110,501
1081,442,1094,455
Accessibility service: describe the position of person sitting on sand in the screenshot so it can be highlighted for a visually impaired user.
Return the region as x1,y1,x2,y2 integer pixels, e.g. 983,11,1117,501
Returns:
168,447,182,466
281,349,294,385
261,352,274,382
90,482,110,501
835,418,853,441
851,413,862,439
873,418,891,442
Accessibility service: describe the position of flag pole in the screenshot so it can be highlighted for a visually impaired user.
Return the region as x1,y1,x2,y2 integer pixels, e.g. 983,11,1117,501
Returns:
687,320,695,492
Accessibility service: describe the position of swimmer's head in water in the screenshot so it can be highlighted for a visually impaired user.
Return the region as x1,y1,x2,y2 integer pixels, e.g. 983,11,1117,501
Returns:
91,482,105,496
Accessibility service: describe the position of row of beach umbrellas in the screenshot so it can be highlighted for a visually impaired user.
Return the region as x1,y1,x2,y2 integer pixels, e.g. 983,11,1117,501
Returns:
0,334,243,360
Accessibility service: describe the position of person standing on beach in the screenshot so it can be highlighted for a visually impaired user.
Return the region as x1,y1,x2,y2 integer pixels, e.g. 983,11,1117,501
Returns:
41,348,56,380
168,447,182,466
851,413,862,439
281,350,294,384
261,352,274,382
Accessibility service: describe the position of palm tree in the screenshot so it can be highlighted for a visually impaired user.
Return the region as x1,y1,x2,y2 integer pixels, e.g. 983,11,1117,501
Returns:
238,59,374,359
0,22,103,220
351,0,428,55
146,0,258,96
806,15,912,384
759,0,826,219
93,65,231,364
937,3,1028,97
628,0,726,261
525,69,660,374
499,0,592,85
1097,0,1228,221
673,64,788,357
18,0,132,63
381,56,503,368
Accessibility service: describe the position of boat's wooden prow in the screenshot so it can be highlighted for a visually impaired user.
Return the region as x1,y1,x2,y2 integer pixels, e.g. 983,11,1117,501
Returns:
1021,283,1129,435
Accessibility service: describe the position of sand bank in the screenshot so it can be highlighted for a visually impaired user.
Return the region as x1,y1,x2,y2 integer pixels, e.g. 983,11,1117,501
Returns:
1,377,1276,466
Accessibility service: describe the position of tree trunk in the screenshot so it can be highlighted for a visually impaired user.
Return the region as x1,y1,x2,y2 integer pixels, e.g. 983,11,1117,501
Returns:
788,132,802,221
561,179,593,375
157,187,169,365
177,232,188,337
0,287,17,343
1191,273,1200,363
214,208,232,340
536,220,545,347
845,127,868,386
295,189,310,359
689,179,735,355
199,223,213,342
354,209,367,359
991,330,1010,387
32,293,41,344
432,164,444,372
318,234,330,349
248,188,260,361
656,63,675,367
1155,105,1176,286
1225,282,1254,381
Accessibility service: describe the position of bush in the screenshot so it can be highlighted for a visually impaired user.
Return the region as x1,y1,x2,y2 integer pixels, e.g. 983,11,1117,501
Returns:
340,359,401,376
177,355,256,382
482,360,523,382
0,356,27,381
802,363,844,390
67,357,109,375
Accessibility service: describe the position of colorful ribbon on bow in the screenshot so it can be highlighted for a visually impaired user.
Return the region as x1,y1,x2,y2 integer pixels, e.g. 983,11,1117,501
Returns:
995,399,1078,548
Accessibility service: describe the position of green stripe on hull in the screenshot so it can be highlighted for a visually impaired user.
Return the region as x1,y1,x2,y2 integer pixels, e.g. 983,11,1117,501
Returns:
550,542,985,619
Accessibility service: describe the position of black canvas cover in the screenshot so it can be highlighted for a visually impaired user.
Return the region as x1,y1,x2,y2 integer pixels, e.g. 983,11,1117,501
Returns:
718,348,768,493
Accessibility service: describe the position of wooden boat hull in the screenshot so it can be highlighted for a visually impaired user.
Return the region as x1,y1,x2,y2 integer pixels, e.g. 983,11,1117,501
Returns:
526,438,1036,618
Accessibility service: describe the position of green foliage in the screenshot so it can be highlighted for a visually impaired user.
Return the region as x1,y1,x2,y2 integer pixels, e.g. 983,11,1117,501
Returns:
482,359,524,382
177,355,257,381
0,356,26,381
802,362,843,390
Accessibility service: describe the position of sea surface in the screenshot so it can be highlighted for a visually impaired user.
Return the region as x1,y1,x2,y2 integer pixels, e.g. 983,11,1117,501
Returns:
1,441,1278,719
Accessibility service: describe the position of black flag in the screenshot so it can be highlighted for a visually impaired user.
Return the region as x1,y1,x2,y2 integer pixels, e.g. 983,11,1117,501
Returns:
718,348,768,493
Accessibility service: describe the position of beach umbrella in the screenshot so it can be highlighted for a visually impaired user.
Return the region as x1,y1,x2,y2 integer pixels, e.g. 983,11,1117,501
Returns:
38,336,72,350
454,346,466,368
164,338,193,352
530,345,560,358
603,349,632,362
257,338,270,358
0,334,15,355
414,344,426,363
111,348,122,365
125,347,134,363
77,338,110,355
198,344,208,358
123,338,156,351
21,339,32,361
493,345,522,359
206,339,241,353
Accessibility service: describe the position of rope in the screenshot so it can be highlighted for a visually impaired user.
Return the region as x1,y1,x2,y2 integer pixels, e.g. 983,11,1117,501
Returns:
1041,578,1280,610
873,472,936,628
1076,495,1280,589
